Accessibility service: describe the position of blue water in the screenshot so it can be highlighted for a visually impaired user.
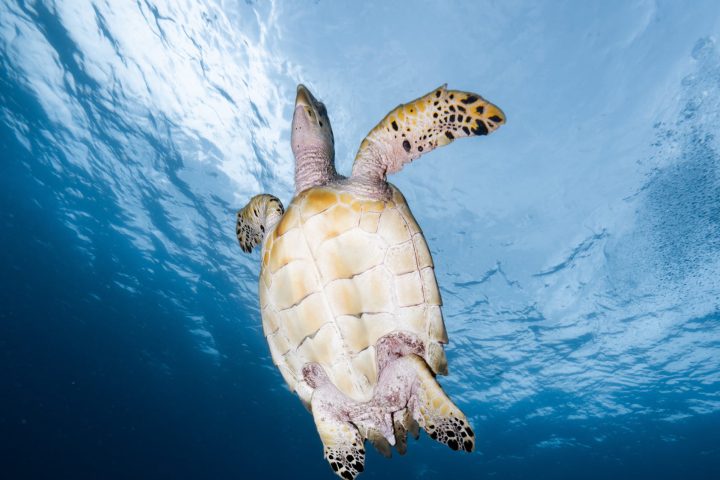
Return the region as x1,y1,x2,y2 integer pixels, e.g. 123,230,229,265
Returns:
2,1,719,479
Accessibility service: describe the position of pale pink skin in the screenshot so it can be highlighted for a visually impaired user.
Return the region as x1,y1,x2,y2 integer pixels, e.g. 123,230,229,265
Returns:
291,85,341,193
291,86,430,444
291,84,392,199
302,332,426,447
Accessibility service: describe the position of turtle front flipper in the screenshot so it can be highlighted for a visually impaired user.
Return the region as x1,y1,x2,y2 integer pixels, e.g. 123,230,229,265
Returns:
351,85,505,183
236,194,284,253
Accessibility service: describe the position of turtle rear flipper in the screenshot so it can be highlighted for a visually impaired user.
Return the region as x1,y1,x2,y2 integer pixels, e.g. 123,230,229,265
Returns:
304,363,367,479
317,420,366,480
404,355,475,452
310,392,366,478
236,194,284,253
352,84,505,182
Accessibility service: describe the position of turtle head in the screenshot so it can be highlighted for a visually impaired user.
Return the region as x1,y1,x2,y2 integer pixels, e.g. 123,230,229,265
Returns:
291,84,334,161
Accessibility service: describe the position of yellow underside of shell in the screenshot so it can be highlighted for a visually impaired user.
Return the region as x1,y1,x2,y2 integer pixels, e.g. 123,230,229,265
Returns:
259,185,448,403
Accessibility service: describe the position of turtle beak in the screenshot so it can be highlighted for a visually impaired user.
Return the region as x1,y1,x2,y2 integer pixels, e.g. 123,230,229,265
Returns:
295,84,314,109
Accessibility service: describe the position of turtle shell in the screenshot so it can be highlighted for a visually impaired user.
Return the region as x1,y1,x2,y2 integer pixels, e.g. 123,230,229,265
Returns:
259,184,449,404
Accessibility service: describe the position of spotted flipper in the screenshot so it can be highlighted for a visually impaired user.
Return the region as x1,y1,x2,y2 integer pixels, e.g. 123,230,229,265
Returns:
235,194,284,253
407,355,475,453
351,84,505,180
313,407,366,479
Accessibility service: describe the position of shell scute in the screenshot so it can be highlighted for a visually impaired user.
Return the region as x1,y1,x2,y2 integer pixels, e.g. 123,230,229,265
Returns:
267,330,291,358
275,203,299,237
397,304,429,337
386,240,418,275
351,346,378,390
268,227,312,273
395,271,425,307
420,267,442,305
259,281,270,309
316,229,385,281
391,186,407,205
336,312,396,354
361,199,387,213
270,260,320,310
277,363,297,390
359,211,381,233
296,322,343,367
260,266,272,289
426,305,448,343
426,341,448,375
282,349,304,378
328,362,357,399
402,206,422,235
302,203,359,253
301,188,339,220
413,232,434,268
261,305,280,336
325,267,394,316
279,292,333,346
377,207,411,244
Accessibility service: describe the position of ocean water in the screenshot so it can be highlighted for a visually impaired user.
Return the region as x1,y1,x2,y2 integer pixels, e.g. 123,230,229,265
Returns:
1,1,719,478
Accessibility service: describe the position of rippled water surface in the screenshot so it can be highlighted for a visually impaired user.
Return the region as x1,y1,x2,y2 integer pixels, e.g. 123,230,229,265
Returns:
2,1,719,479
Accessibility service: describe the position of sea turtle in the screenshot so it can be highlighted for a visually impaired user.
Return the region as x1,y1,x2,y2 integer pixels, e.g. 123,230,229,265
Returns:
236,84,505,478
